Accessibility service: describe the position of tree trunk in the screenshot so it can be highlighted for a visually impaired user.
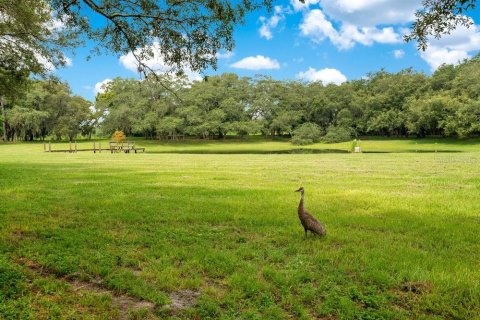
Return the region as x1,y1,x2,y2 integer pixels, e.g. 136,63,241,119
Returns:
0,97,6,142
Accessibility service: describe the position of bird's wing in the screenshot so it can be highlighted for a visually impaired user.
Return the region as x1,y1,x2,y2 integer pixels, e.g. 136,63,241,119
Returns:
303,211,325,232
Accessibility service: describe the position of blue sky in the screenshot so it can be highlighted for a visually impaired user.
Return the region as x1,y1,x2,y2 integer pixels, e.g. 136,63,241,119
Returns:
54,0,480,102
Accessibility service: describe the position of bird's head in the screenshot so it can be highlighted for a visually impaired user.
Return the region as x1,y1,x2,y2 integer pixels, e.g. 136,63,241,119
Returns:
295,187,304,193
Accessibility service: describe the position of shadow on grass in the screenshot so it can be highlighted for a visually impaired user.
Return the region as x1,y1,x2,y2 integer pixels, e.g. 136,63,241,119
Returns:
146,148,350,155
145,149,464,154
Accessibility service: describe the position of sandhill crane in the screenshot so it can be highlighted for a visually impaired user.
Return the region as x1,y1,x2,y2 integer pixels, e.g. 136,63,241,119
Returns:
295,187,326,237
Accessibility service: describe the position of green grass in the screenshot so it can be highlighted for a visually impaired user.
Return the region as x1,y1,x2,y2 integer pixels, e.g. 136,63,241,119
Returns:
1,138,480,319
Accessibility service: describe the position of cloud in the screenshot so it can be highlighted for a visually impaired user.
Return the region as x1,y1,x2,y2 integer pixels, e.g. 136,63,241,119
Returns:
393,49,405,59
420,24,480,70
94,79,112,95
259,6,286,40
230,55,280,70
318,0,422,27
215,51,234,59
119,42,202,81
290,0,320,12
299,9,401,50
297,67,347,85
64,56,73,66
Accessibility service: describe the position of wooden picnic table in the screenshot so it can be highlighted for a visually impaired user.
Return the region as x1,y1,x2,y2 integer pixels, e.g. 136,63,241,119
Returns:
109,141,145,153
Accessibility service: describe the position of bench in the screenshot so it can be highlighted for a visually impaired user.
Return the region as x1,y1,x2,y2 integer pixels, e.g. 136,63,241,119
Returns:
109,141,145,153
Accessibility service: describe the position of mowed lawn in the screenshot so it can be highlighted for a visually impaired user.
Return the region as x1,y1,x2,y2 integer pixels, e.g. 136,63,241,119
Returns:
1,139,480,319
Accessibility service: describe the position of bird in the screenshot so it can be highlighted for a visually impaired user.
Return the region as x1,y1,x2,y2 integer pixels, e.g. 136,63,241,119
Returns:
295,187,326,237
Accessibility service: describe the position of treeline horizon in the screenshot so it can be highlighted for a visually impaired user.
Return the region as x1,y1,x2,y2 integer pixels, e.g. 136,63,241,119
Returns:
2,54,480,144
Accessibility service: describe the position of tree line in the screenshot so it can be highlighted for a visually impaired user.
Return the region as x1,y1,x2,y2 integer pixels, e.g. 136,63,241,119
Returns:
98,55,480,143
1,55,480,143
0,80,93,142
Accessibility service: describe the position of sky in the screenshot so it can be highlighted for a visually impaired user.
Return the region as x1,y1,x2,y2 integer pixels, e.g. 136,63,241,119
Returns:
53,0,480,102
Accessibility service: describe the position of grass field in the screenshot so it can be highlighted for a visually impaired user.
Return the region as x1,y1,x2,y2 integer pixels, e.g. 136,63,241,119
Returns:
1,138,480,319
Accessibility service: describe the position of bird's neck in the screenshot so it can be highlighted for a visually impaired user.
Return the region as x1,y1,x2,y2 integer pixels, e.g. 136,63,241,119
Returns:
298,193,304,213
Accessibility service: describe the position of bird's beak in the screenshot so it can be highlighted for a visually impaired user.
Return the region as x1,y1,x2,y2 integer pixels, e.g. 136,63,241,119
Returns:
294,188,301,192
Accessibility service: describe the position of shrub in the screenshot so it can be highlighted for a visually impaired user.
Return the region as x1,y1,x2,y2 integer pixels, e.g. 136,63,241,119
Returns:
291,122,322,145
112,130,126,142
322,126,352,143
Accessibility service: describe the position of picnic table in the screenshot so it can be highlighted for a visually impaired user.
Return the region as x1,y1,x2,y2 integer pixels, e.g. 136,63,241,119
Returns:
109,141,145,153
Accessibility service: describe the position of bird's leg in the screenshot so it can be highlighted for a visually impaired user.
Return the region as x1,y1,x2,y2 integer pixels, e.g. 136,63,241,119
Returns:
304,228,308,238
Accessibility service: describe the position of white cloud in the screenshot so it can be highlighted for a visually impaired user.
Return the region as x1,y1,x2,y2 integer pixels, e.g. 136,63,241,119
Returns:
420,24,480,70
297,67,347,85
119,42,202,81
393,49,405,59
94,79,112,95
35,54,56,72
299,9,401,50
318,0,422,27
230,55,280,70
216,51,234,59
421,49,469,70
64,56,73,66
259,6,286,40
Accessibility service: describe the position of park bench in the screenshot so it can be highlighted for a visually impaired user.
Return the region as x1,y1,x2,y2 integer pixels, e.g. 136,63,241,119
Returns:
109,141,145,153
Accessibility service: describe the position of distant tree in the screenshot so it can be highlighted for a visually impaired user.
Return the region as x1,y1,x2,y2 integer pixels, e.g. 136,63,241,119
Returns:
53,95,91,141
270,110,303,136
96,78,145,136
157,116,184,139
292,122,322,145
367,110,406,136
4,107,48,142
430,64,457,91
443,100,480,137
406,95,458,137
322,126,352,143
452,54,480,99
0,67,29,141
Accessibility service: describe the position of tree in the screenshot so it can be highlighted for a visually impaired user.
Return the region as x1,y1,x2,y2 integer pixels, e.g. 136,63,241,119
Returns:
443,100,480,137
4,107,48,142
406,95,458,137
0,0,76,75
50,0,275,77
292,122,322,145
53,95,91,141
405,0,477,50
0,67,29,141
1,0,77,141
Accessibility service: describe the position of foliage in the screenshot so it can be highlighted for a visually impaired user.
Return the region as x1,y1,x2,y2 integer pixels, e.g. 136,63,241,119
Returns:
0,0,78,77
406,0,477,50
95,60,480,140
6,57,480,142
322,125,352,143
50,0,276,76
291,122,322,145
1,80,92,141
112,130,126,142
